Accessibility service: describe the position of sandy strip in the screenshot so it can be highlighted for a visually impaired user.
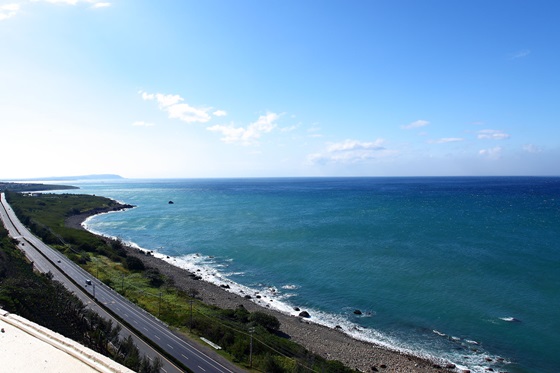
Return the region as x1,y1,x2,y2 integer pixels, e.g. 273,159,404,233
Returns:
66,212,456,373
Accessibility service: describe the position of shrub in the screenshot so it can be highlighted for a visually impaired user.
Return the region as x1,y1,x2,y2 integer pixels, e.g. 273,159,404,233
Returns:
249,311,280,331
125,256,145,271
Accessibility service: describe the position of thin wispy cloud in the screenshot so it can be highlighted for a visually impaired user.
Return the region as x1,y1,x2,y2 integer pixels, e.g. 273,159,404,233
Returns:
428,138,464,144
509,49,531,59
141,91,222,124
132,121,155,127
308,139,396,165
307,125,322,138
477,129,510,140
0,3,20,20
207,112,280,146
479,146,503,159
33,0,110,6
402,120,429,130
523,144,542,153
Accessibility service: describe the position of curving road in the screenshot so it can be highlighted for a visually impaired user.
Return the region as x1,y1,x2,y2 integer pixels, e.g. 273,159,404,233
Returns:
0,192,245,373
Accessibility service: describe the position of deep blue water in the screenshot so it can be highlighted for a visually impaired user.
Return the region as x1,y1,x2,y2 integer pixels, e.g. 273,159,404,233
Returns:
57,177,560,373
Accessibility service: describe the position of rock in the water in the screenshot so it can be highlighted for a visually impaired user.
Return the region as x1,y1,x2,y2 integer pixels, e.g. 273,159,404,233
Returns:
293,307,300,311
353,309,362,315
298,311,311,318
168,201,174,204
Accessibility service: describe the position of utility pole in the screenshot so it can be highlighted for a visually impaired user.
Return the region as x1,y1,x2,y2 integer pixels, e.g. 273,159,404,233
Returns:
158,292,162,318
93,283,96,298
249,327,255,368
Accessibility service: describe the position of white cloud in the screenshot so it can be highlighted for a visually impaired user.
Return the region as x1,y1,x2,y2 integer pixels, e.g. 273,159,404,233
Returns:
308,139,396,165
207,112,279,146
213,110,227,117
167,103,212,123
141,91,218,124
132,121,155,127
91,2,111,8
32,0,110,5
477,129,510,140
428,137,464,144
1,0,110,20
0,3,20,21
402,120,429,130
479,146,503,159
523,144,542,153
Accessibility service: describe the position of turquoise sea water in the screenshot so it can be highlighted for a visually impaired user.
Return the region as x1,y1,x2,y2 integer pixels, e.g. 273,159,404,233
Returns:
58,177,559,373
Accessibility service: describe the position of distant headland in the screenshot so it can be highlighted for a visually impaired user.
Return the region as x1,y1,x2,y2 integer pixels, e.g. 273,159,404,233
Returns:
0,174,124,192
2,174,124,182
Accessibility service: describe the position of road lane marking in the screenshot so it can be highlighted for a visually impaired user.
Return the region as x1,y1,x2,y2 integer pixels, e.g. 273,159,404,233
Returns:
198,366,206,372
154,335,161,340
181,354,189,360
167,344,174,349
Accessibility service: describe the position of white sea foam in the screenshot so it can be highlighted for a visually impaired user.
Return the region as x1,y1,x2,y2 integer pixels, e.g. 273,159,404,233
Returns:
433,330,446,337
499,316,521,322
281,284,299,290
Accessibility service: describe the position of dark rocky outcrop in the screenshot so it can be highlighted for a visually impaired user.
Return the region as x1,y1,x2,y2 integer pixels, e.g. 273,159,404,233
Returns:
298,311,310,318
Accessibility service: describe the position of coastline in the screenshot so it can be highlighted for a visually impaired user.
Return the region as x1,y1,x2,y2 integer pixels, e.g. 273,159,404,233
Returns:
66,211,456,373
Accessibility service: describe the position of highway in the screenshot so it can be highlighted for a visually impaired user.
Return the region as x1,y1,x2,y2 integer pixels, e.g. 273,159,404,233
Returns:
0,192,245,373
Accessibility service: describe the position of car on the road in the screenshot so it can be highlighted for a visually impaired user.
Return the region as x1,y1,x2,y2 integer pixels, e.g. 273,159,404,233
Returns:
85,279,92,285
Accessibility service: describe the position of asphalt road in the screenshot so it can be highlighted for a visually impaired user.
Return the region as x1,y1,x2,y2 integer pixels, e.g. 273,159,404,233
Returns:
0,192,245,373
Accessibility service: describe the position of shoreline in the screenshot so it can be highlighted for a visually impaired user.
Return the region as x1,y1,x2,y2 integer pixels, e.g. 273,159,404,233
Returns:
66,211,456,373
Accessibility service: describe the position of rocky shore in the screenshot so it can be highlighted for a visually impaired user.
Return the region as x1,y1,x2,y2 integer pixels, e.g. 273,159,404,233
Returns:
66,212,457,373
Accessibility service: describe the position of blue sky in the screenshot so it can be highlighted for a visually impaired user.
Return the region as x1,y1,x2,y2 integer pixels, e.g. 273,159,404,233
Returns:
1,0,559,178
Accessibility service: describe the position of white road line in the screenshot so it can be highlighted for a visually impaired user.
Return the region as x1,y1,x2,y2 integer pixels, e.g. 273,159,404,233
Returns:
154,335,161,340
181,354,189,360
198,366,206,372
167,344,174,349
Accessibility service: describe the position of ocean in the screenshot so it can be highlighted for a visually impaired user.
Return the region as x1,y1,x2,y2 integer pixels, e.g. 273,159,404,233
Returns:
56,177,559,373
